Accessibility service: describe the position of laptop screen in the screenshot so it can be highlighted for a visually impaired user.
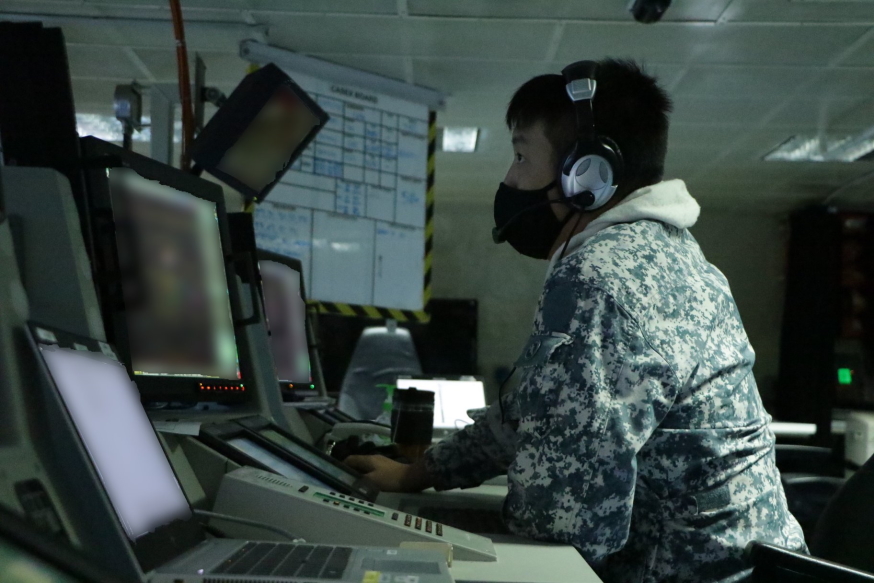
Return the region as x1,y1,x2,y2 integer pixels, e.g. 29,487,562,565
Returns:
39,344,192,541
394,378,487,430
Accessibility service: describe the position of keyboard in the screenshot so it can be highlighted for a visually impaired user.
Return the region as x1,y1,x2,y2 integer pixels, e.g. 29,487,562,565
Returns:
416,507,510,535
212,542,352,578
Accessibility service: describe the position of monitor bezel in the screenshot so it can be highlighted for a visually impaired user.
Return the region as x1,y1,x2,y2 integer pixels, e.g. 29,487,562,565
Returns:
237,415,378,502
190,63,329,203
199,415,377,501
27,322,206,574
79,137,252,405
257,249,325,398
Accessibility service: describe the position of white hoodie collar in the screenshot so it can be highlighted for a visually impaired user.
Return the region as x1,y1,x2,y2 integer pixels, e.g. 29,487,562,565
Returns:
548,179,700,271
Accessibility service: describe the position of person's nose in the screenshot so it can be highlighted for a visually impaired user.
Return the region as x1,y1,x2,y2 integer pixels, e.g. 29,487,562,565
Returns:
503,165,518,188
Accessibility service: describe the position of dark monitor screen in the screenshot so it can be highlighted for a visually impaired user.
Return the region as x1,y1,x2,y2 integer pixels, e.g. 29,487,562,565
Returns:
259,259,310,386
224,436,330,489
257,428,357,488
109,168,241,382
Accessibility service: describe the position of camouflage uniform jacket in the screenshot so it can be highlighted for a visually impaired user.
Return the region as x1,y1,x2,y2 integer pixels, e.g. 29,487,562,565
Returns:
424,180,806,582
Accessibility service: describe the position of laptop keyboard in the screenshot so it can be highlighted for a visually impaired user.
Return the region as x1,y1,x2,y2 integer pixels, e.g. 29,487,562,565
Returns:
211,543,352,578
416,507,510,535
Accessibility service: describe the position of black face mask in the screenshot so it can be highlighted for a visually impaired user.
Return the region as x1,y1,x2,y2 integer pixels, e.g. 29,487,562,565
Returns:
492,180,571,260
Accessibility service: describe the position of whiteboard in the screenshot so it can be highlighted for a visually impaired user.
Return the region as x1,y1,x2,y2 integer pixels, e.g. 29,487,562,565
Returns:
254,69,429,311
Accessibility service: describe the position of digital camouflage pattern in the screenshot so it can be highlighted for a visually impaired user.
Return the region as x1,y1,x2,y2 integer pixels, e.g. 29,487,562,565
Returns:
424,205,806,582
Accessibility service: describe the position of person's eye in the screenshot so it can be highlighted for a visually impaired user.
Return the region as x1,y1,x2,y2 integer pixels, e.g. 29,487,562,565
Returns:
514,152,524,163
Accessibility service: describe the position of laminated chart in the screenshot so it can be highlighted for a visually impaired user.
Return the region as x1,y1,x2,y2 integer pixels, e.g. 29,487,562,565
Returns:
254,69,429,312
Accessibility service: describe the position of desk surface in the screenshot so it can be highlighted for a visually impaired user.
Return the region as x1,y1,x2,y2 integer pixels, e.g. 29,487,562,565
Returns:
452,542,601,583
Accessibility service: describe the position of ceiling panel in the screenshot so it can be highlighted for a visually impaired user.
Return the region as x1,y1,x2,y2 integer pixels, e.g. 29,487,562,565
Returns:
413,59,552,92
806,67,874,99
723,0,874,24
408,0,733,22
842,31,874,66
670,96,776,126
133,48,248,83
44,17,255,51
66,44,144,79
70,78,118,112
250,0,397,13
405,19,557,60
557,22,865,66
266,15,404,55
308,53,409,82
270,15,558,60
766,98,874,131
29,0,397,15
556,23,711,64
672,65,810,98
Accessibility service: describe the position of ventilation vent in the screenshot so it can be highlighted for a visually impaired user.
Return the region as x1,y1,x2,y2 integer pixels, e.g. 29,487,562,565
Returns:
253,472,293,489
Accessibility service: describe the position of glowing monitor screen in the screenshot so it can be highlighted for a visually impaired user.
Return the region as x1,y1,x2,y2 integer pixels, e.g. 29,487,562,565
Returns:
394,378,487,430
259,260,310,385
225,437,329,489
216,87,320,195
39,345,191,540
258,429,357,487
108,168,240,381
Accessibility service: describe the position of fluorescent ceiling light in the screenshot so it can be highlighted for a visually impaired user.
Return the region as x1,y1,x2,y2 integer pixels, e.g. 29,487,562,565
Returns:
442,127,479,153
764,129,874,163
75,113,181,144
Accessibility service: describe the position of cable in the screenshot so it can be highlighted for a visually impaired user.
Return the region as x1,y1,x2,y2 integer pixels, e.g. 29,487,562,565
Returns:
169,0,194,171
192,509,305,543
558,211,586,262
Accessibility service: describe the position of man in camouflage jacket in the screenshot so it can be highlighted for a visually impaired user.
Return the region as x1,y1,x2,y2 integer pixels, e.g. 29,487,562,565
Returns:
347,60,805,582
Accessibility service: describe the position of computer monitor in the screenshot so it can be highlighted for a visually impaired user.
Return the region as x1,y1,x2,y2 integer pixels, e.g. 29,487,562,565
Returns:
257,251,316,396
394,377,487,430
191,63,328,202
199,417,377,501
80,137,250,404
39,343,192,540
30,324,201,573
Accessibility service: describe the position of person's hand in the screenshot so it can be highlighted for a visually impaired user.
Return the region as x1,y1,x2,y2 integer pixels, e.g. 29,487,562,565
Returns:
344,455,432,493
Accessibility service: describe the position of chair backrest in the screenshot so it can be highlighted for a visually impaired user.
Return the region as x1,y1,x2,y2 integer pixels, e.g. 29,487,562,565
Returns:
337,326,423,420
810,453,874,573
747,542,874,583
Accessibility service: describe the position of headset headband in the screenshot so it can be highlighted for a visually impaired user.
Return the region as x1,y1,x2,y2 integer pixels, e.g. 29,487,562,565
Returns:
561,61,598,144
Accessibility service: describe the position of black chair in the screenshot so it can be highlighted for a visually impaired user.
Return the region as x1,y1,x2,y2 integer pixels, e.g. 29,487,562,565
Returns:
775,445,847,541
747,454,874,580
747,543,874,582
810,454,874,573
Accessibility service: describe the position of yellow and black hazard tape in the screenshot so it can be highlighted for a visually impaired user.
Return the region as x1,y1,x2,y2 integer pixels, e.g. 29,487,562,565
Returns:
310,301,426,323
313,110,437,324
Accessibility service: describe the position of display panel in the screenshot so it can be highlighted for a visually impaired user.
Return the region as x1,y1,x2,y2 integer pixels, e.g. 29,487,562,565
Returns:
216,87,321,195
108,168,240,381
258,429,357,487
394,378,486,430
259,259,310,386
191,63,328,202
39,345,191,541
225,437,329,489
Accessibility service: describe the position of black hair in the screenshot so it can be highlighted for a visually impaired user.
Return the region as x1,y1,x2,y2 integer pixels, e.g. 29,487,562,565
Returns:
505,59,672,191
